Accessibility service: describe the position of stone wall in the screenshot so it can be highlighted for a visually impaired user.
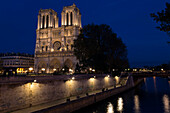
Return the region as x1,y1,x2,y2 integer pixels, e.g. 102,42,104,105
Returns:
0,74,116,112
34,76,140,113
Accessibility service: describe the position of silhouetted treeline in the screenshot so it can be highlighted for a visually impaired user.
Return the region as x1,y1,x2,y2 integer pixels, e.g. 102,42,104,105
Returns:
74,24,129,73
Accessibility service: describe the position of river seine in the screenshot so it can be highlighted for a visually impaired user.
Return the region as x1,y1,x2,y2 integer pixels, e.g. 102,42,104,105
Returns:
73,77,170,113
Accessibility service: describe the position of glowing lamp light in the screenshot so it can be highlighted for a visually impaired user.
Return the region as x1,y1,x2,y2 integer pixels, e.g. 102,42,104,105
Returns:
115,76,119,79
51,48,54,52
72,77,75,80
108,75,110,78
161,68,164,71
41,68,45,71
89,68,92,71
62,68,65,71
29,67,33,71
53,69,56,71
69,69,73,72
90,77,95,81
92,69,95,72
133,69,137,72
34,80,37,83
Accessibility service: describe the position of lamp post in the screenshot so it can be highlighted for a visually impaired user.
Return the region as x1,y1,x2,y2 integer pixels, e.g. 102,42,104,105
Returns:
92,69,95,73
41,68,45,73
69,68,73,74
89,68,92,73
29,67,33,73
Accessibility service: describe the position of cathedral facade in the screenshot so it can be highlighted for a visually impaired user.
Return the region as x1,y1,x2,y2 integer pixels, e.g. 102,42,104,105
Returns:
34,4,81,73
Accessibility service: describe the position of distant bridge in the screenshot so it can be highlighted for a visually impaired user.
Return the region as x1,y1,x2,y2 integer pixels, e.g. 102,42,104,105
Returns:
122,72,170,77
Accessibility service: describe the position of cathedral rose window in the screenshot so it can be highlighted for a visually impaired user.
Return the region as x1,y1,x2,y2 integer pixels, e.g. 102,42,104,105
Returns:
53,41,61,50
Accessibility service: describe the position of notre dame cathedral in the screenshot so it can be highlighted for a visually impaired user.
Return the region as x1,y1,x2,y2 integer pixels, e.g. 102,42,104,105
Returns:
34,3,81,73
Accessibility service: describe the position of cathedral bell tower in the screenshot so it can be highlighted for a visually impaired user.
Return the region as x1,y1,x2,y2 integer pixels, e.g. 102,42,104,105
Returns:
61,3,82,27
37,9,59,30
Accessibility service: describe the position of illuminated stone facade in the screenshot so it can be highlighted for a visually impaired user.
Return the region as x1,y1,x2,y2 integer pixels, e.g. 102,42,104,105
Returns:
34,4,82,73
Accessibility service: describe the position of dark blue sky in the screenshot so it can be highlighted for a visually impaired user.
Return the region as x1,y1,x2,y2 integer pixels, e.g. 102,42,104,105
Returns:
0,0,169,67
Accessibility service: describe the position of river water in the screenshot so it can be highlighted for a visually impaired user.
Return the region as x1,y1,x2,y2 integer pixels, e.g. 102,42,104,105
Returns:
73,77,170,113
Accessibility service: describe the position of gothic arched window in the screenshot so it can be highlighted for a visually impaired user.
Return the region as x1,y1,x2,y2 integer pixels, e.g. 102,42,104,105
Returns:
46,46,48,51
42,46,44,52
67,13,69,26
46,15,49,28
53,18,55,28
70,12,73,26
42,16,45,29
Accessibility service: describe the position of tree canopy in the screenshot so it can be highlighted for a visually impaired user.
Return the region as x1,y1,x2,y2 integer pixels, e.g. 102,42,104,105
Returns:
150,2,170,36
74,24,129,73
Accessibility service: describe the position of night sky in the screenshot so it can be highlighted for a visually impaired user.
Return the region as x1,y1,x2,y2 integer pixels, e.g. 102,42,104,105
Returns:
0,0,169,67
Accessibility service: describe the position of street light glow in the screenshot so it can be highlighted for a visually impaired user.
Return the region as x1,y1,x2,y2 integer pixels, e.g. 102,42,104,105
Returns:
29,67,33,71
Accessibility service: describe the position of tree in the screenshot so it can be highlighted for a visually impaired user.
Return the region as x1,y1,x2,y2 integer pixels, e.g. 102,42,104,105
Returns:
75,63,81,74
150,3,170,36
74,24,129,73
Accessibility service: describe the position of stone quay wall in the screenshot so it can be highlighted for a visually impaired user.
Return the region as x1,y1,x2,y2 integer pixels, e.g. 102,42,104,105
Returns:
0,74,116,113
34,76,141,113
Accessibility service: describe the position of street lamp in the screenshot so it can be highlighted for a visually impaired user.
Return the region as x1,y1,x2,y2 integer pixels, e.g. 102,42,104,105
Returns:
41,68,45,73
69,69,73,74
29,67,33,73
89,68,94,73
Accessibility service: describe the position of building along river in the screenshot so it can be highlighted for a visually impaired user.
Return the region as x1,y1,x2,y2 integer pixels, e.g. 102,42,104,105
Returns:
73,77,170,113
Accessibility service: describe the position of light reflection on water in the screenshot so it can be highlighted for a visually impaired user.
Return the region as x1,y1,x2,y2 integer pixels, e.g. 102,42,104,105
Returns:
107,102,114,113
117,97,123,112
134,95,140,113
74,77,170,113
163,94,170,113
153,76,157,92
